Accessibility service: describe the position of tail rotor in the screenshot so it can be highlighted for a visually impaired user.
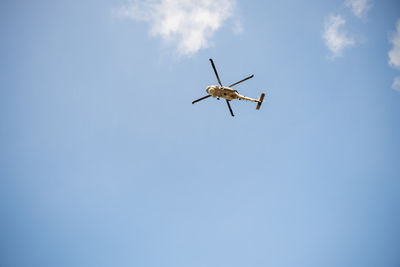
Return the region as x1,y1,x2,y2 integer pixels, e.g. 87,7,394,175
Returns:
256,93,265,110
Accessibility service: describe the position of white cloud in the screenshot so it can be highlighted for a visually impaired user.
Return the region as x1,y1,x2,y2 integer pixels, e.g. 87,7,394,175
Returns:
345,0,371,18
117,0,236,56
388,19,400,70
389,19,400,91
392,76,400,91
322,15,355,58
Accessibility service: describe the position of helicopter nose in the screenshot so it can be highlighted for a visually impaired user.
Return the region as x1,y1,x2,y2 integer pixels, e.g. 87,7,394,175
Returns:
206,87,215,95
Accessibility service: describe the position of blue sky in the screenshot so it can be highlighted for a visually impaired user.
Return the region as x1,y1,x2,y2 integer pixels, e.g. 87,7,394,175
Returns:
1,0,400,266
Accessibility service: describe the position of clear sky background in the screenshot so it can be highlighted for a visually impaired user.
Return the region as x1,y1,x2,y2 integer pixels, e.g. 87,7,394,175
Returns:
1,0,400,266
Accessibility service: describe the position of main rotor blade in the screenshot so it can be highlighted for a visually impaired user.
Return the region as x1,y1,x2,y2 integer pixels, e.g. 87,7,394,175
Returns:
192,95,211,104
209,58,223,87
226,100,234,117
228,75,254,88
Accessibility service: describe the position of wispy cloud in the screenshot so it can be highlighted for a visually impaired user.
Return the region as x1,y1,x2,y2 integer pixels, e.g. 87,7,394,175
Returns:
388,19,400,91
392,77,400,91
116,0,237,56
345,0,371,18
388,19,400,69
322,15,355,58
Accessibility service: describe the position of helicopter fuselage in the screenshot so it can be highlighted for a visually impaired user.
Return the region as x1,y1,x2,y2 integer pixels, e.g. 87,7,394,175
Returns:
206,85,258,102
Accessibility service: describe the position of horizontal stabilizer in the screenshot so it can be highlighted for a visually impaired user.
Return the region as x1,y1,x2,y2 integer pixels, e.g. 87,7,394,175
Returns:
256,93,265,110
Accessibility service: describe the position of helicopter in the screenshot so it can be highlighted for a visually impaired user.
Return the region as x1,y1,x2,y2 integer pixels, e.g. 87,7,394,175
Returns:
192,58,265,117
